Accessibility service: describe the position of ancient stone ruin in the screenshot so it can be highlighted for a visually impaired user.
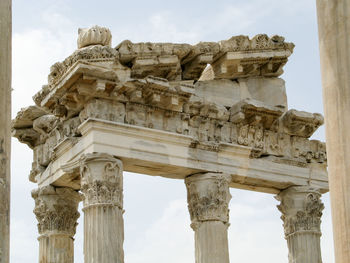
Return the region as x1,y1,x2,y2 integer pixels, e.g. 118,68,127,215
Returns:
12,25,328,263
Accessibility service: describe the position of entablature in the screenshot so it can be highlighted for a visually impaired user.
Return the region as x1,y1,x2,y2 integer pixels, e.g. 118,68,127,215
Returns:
12,25,327,194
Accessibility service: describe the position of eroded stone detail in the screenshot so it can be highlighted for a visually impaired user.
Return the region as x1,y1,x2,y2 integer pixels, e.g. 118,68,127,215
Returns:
277,186,324,237
185,173,231,229
12,25,327,194
77,25,112,49
31,185,81,236
80,153,123,208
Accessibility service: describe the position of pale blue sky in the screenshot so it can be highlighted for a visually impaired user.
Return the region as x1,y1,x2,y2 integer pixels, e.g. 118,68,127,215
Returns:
10,1,333,262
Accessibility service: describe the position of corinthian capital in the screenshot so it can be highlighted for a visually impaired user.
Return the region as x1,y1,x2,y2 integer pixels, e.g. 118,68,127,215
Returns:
31,185,81,236
185,173,231,227
80,153,123,208
276,186,324,237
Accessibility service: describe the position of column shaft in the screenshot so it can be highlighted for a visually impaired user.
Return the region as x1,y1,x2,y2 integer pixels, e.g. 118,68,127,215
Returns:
195,221,230,263
83,205,124,262
32,186,81,263
277,186,324,263
38,235,74,263
286,232,322,263
0,0,11,262
80,153,124,263
185,173,231,263
316,1,350,261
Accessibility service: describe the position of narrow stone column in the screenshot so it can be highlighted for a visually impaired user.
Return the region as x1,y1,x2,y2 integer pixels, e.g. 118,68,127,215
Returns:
31,185,81,263
185,173,232,263
80,153,124,263
276,186,324,263
0,0,11,262
316,1,350,261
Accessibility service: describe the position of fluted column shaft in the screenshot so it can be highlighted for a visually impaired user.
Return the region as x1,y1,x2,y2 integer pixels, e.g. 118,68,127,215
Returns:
185,173,232,263
80,153,124,263
316,1,350,262
277,186,324,263
32,186,81,263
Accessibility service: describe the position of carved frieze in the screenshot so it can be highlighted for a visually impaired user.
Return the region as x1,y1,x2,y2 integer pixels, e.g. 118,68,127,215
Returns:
276,186,324,237
31,185,81,236
80,153,123,208
185,173,232,229
80,98,126,123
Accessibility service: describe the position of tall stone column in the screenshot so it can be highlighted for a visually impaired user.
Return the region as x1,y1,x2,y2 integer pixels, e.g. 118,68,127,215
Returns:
80,153,124,263
276,186,324,263
0,0,11,262
316,1,350,261
31,185,81,263
185,173,232,263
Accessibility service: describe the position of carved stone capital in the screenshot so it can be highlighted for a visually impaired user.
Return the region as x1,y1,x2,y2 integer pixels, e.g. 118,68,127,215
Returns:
80,153,123,208
31,185,81,236
77,25,112,49
276,186,324,237
185,173,232,229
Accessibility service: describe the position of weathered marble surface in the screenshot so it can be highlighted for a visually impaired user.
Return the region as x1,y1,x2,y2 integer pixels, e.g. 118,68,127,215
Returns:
277,186,324,263
11,25,329,263
32,185,81,263
186,173,231,263
316,1,350,262
0,0,11,262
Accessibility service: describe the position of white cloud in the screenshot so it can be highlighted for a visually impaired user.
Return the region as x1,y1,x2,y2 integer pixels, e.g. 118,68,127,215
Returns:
126,199,194,263
12,13,76,116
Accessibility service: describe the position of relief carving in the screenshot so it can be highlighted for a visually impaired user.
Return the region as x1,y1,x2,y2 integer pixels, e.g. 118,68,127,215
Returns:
80,99,126,123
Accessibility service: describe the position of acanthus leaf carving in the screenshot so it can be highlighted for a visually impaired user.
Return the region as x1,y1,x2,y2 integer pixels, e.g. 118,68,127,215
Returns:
31,185,81,236
276,186,324,237
80,153,123,209
185,173,232,229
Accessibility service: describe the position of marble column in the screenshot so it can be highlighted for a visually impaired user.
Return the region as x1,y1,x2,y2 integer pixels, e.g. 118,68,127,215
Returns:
80,153,124,263
0,0,11,262
276,186,324,263
185,173,232,263
31,185,81,263
316,1,350,261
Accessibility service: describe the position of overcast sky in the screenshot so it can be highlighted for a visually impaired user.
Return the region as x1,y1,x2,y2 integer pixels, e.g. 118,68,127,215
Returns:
10,0,334,262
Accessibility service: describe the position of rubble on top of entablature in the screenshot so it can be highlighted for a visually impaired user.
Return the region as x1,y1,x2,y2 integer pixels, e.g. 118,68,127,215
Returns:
116,40,191,81
43,25,295,96
209,34,295,80
218,34,294,53
116,40,193,64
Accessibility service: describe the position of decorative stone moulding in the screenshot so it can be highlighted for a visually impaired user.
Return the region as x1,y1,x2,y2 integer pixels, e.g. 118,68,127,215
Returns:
77,25,112,49
12,25,327,194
